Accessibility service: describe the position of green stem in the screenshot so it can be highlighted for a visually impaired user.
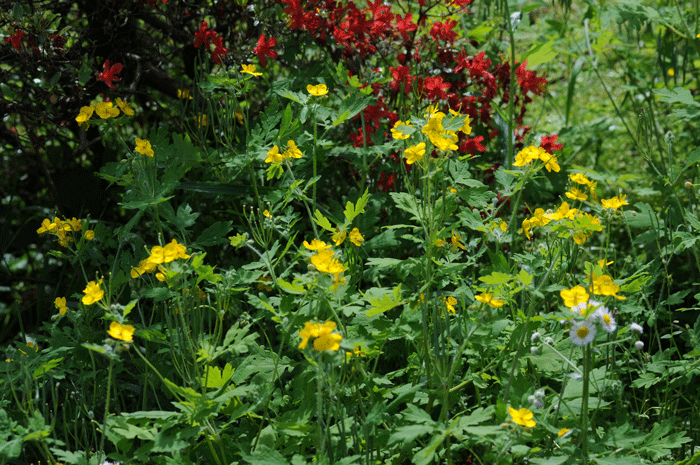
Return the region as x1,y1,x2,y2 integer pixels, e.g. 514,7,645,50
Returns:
97,357,114,463
581,345,591,464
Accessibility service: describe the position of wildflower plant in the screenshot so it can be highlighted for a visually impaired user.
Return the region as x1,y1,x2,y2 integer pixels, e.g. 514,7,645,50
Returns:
4,1,700,465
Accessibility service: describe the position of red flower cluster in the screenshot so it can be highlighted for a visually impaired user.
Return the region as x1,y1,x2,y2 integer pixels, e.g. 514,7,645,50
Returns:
253,34,278,67
4,29,24,51
97,60,123,90
194,22,228,65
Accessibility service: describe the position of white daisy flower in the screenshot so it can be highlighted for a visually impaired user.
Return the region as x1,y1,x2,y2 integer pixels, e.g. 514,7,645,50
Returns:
570,320,597,346
629,322,643,334
593,306,617,333
570,299,603,319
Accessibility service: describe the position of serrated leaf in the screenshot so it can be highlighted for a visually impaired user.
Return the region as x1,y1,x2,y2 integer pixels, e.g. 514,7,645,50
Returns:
655,87,699,107
196,221,233,247
33,358,63,380
200,364,235,389
313,210,335,232
344,189,370,221
479,271,512,285
364,285,403,317
277,278,306,294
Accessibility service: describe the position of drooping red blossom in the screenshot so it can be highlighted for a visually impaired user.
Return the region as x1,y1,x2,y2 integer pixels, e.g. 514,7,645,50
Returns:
210,35,229,64
420,76,451,100
390,66,414,94
460,135,486,155
540,134,563,153
376,171,395,192
254,34,278,67
48,34,66,50
97,60,123,90
516,60,547,96
194,21,214,48
4,30,24,51
395,13,417,41
429,19,458,44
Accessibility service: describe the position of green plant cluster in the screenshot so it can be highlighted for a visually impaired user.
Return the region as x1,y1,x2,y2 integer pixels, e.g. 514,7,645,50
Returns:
2,0,700,465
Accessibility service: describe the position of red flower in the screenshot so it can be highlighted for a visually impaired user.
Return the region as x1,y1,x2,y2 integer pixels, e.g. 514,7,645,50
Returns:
430,20,458,44
254,34,278,67
97,60,123,90
460,136,486,155
194,21,213,48
395,13,417,41
4,30,24,51
421,76,451,100
210,35,229,64
540,134,563,153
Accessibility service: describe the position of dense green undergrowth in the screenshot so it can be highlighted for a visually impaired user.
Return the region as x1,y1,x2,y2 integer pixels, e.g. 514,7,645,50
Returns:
2,0,700,464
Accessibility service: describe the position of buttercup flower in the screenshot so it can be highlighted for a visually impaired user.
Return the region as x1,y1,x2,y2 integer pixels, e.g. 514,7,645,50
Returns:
82,279,104,305
282,140,302,159
307,84,329,96
332,227,347,246
565,187,588,201
310,249,345,274
298,320,342,351
450,230,467,250
241,64,262,76
391,120,412,140
349,228,364,246
303,239,331,250
475,293,504,308
601,194,629,211
147,239,190,265
95,101,120,119
508,407,536,427
560,285,589,308
404,143,426,164
570,320,597,346
76,105,95,125
54,297,68,316
116,98,134,116
444,296,458,313
135,138,154,157
265,145,285,164
590,273,625,300
107,321,135,342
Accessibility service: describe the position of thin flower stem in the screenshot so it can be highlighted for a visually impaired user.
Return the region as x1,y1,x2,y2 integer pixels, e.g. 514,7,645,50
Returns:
97,356,114,464
581,345,591,464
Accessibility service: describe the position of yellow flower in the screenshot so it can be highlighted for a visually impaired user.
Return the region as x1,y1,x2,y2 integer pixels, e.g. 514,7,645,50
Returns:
307,84,329,96
107,321,135,342
241,64,262,76
332,227,347,246
282,140,302,159
298,320,342,351
514,146,544,167
508,407,536,427
404,142,426,164
116,98,134,116
131,258,157,278
601,194,629,210
178,89,193,99
37,217,59,234
565,187,588,201
590,273,625,300
263,209,272,218
310,249,345,274
265,145,285,163
81,279,104,305
668,69,675,77
558,428,571,438
76,105,95,125
559,285,589,308
444,296,458,313
84,230,95,240
475,293,504,308
569,173,593,187
303,238,331,250
148,239,190,265
451,230,467,250
540,151,561,173
135,138,154,157
95,101,120,119
391,120,413,140
194,114,207,127
54,297,68,316
349,228,364,246
235,110,244,124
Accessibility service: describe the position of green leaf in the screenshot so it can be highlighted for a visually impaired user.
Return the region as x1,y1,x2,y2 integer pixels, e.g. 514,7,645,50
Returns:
200,364,235,389
33,358,63,380
78,55,91,86
241,446,290,465
364,285,403,317
195,221,233,247
344,189,370,221
479,272,512,285
390,192,421,219
524,39,557,68
277,278,306,294
313,210,335,232
655,87,699,107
